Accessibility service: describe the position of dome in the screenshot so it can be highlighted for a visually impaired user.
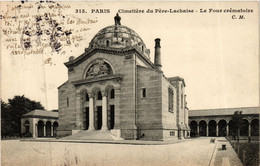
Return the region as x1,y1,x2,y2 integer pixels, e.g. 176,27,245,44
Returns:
89,14,150,58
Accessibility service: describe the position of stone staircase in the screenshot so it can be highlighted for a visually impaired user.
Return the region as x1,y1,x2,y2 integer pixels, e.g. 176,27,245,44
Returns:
62,130,123,141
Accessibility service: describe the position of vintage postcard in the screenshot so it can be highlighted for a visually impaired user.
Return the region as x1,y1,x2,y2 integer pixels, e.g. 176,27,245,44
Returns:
1,1,259,166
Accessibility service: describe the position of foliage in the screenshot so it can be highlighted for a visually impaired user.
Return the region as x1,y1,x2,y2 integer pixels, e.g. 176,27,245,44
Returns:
231,141,259,166
1,101,15,136
231,111,243,142
1,95,44,137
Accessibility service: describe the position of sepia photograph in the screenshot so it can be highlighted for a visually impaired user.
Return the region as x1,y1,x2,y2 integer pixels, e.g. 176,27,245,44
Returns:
0,1,259,166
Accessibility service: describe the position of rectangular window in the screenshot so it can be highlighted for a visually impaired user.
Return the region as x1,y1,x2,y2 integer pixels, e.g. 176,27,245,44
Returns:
141,88,147,98
168,88,173,112
170,131,175,136
67,97,69,107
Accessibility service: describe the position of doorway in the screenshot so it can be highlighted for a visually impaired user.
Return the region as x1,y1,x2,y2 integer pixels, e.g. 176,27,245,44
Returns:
110,105,115,130
46,121,51,137
85,107,89,130
97,106,102,130
37,121,44,137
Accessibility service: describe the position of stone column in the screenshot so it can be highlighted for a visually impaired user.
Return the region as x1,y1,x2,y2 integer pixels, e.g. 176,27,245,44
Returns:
248,123,251,137
197,124,199,137
43,123,46,137
75,93,82,129
101,91,108,130
226,124,229,136
32,120,35,138
114,88,121,129
216,123,219,137
206,123,209,137
88,93,95,131
51,124,54,137
35,124,38,138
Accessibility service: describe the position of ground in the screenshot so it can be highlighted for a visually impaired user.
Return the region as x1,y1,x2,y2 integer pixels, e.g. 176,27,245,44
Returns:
1,137,242,166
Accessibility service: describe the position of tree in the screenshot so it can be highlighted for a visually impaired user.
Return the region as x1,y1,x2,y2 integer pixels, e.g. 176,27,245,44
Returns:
231,111,243,142
1,101,14,137
1,95,44,137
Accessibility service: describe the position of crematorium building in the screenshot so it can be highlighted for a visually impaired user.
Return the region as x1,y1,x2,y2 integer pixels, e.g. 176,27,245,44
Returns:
56,14,190,140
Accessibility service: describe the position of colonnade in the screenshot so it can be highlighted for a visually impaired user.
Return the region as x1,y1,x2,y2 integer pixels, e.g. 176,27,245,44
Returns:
77,87,117,131
190,118,259,137
87,91,109,131
35,120,59,137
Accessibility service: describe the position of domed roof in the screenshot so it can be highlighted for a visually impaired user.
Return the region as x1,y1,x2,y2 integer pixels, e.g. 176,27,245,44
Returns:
89,14,150,57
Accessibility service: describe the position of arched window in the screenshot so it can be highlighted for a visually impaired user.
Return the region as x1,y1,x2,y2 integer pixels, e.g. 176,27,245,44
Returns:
97,91,102,100
106,40,109,47
110,89,115,99
86,93,89,101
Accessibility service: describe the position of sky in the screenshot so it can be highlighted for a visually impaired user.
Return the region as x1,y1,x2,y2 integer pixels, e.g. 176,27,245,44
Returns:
1,1,259,110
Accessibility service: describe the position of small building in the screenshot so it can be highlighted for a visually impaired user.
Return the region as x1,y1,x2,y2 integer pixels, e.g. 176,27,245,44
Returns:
57,14,190,140
21,110,59,138
189,107,259,137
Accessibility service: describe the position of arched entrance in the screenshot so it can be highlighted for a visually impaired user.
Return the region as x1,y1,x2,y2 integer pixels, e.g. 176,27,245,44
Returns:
208,120,216,136
240,119,249,136
107,87,115,130
95,90,102,130
251,119,259,136
46,121,52,137
53,122,59,137
109,105,115,130
199,120,207,136
228,120,235,136
85,107,89,130
190,121,197,137
37,121,44,137
82,90,89,130
218,120,227,136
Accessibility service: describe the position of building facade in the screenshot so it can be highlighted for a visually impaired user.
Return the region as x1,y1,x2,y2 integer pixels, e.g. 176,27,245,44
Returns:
21,109,59,138
189,107,259,137
57,14,190,140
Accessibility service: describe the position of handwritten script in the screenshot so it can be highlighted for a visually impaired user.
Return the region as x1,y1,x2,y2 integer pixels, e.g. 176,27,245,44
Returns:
1,1,98,57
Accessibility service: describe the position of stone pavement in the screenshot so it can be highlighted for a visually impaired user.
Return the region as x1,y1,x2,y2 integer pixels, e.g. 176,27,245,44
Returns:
1,137,242,166
213,137,243,166
21,137,190,145
61,130,119,141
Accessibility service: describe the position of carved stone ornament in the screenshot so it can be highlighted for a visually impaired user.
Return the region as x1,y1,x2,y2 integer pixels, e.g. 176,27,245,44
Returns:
125,54,132,59
99,80,106,85
86,59,112,78
88,92,94,98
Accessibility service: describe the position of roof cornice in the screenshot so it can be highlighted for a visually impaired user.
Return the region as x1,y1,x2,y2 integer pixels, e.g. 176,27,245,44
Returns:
64,46,157,70
71,74,123,87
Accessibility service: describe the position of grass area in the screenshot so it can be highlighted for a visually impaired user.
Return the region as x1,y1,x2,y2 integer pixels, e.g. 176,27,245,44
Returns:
227,136,259,166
